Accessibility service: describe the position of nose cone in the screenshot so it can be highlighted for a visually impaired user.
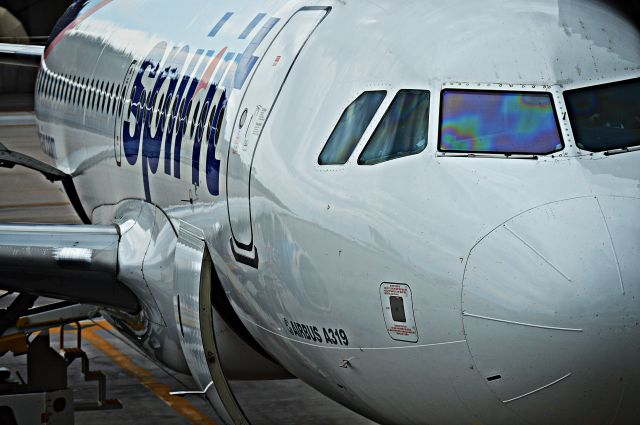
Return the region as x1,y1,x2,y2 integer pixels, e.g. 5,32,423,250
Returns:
462,196,640,425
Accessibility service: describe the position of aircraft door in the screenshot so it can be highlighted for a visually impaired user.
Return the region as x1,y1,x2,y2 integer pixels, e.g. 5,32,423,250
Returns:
226,7,330,266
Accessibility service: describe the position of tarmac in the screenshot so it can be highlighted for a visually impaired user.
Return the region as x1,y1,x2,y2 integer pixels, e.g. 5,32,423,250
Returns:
0,113,376,425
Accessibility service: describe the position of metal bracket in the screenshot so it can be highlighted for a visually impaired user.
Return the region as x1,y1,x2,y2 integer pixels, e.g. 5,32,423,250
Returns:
0,141,68,182
340,357,355,369
170,381,213,397
0,141,91,223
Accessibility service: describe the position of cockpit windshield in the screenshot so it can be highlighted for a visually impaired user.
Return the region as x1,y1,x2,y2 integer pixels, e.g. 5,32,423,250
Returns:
564,78,640,152
439,90,563,155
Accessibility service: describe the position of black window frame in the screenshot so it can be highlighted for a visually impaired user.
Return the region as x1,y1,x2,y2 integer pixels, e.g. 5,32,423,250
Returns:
113,84,121,115
43,72,48,97
318,90,387,166
191,101,201,138
176,97,186,134
72,76,79,105
100,81,107,112
53,76,60,101
162,94,172,130
82,78,88,108
214,102,225,146
169,96,179,134
62,75,69,103
358,89,431,165
157,93,165,129
198,101,209,141
563,77,640,153
207,104,217,140
137,89,146,125
106,82,113,113
90,80,97,110
183,99,192,136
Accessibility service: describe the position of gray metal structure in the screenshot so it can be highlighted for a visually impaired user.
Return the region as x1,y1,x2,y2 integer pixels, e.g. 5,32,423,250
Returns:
0,223,137,312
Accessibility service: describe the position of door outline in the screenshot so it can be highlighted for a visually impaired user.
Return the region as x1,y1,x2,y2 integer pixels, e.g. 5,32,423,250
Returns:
225,6,331,266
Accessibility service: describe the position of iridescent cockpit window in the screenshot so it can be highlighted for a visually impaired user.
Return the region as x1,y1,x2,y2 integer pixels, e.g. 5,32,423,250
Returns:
439,90,563,155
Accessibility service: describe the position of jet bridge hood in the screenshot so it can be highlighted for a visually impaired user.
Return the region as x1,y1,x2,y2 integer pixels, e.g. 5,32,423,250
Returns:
0,223,137,312
0,198,288,424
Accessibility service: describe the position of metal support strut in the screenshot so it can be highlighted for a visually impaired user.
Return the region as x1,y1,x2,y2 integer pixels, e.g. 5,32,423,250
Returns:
58,322,122,411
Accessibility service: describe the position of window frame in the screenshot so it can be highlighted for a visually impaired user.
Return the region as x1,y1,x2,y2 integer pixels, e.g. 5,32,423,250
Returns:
106,82,113,114
357,89,431,166
137,89,146,125
563,76,640,153
82,78,88,107
317,90,387,166
73,76,79,105
213,102,225,146
63,75,69,104
54,76,61,101
191,101,201,138
100,80,107,112
207,104,217,140
197,101,209,141
183,99,192,136
91,79,97,110
437,88,565,156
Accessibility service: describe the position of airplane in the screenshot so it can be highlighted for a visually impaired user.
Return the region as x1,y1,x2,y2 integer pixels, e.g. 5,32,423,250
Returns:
0,0,639,423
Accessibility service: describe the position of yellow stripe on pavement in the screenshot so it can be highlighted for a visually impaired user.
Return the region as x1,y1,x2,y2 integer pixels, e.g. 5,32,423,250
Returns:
54,322,218,425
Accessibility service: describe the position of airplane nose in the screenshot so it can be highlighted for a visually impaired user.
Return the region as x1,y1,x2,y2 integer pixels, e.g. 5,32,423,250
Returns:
462,196,640,425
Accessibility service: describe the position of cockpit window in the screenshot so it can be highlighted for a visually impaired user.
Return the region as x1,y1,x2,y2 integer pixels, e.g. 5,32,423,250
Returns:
358,89,430,165
439,90,563,155
564,78,640,152
318,91,386,165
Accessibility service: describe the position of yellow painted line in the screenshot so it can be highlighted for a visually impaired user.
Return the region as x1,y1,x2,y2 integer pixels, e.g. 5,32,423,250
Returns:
92,320,113,330
54,322,218,425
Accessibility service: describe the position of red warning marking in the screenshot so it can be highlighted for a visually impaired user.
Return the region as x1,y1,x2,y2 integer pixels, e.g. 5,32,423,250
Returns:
383,284,408,296
195,47,228,93
389,325,416,336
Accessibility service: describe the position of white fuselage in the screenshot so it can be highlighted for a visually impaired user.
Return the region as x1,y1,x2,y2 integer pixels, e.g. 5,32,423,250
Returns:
34,1,640,424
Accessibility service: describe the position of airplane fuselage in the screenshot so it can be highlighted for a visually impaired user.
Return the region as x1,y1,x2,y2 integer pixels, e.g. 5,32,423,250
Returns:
33,1,640,424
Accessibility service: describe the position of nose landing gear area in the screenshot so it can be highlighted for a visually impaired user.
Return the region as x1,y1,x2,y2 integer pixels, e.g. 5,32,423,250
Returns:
462,196,640,424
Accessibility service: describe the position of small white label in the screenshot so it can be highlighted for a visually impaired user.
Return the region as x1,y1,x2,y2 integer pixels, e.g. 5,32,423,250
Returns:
54,247,92,265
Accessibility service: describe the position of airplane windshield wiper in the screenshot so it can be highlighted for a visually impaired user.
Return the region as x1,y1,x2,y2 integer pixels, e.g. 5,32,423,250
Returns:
437,152,539,160
603,145,640,156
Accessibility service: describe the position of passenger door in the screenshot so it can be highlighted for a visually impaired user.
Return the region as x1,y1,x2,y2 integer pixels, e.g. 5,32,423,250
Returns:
226,6,330,266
